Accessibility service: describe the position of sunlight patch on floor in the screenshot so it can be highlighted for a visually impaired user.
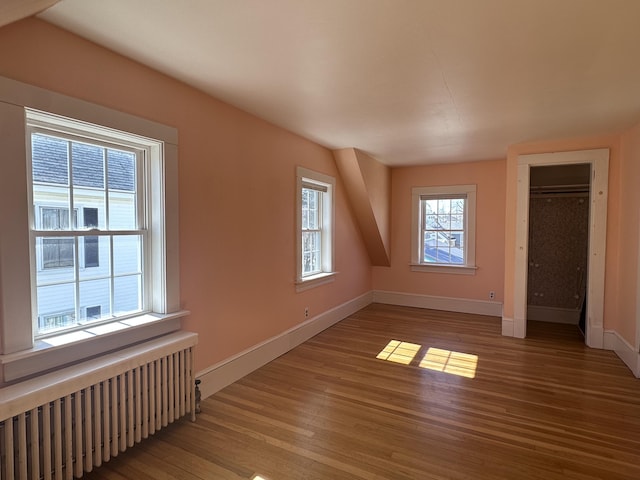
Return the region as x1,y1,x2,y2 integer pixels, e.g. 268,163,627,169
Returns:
376,341,478,378
419,347,478,378
376,340,421,364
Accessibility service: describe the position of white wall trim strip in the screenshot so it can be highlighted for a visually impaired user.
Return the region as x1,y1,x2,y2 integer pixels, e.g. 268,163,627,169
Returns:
604,330,640,378
373,290,503,317
502,317,514,336
196,291,373,399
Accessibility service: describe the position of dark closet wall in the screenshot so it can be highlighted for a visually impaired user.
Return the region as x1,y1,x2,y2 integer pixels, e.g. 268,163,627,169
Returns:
527,195,589,310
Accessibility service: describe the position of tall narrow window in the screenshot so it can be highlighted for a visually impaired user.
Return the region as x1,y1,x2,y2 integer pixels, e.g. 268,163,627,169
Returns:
411,185,477,274
296,167,335,289
28,112,149,336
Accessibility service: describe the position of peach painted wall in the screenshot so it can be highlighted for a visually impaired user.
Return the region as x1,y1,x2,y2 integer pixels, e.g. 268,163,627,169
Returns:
372,159,506,302
502,134,624,337
333,148,391,266
617,123,640,345
355,149,391,260
0,18,372,372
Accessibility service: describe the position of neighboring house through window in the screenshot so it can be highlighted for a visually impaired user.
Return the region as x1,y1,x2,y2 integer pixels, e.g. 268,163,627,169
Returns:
296,167,336,290
411,185,477,274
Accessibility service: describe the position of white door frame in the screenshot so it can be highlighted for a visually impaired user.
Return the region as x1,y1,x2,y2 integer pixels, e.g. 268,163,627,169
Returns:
513,149,609,348
636,219,640,366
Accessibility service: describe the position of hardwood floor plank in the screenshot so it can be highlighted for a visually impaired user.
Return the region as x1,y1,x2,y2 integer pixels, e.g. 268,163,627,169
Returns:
84,304,640,479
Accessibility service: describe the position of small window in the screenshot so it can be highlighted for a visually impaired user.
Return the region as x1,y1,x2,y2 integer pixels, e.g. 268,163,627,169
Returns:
38,311,75,332
85,305,102,320
411,185,477,274
296,167,335,290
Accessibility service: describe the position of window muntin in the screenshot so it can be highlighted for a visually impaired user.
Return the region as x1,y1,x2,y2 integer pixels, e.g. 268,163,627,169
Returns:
29,126,146,336
296,167,335,288
411,185,476,273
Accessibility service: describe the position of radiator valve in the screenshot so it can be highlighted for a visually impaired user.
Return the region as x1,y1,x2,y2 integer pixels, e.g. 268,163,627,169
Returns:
195,379,202,414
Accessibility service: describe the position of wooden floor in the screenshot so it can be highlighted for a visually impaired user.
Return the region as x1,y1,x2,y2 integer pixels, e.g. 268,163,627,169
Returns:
86,304,640,479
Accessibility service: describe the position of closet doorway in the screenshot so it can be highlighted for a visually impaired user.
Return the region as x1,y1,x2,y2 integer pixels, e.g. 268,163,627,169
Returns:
512,148,609,348
527,164,590,337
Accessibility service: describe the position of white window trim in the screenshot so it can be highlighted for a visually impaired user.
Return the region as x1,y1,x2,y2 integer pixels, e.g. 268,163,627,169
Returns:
410,184,477,274
26,110,156,338
0,75,186,384
295,166,336,291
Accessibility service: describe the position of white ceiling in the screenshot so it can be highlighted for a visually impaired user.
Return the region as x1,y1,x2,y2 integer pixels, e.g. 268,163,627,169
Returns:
38,0,640,166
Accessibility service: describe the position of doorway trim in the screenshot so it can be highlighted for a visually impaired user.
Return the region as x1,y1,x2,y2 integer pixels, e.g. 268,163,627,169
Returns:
513,148,609,348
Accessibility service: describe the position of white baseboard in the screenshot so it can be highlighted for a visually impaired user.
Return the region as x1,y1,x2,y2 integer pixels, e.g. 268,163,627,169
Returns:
373,290,503,317
196,291,374,399
502,317,514,336
604,330,640,377
527,305,580,324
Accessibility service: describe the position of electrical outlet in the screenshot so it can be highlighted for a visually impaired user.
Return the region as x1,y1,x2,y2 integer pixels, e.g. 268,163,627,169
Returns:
304,307,309,318
489,291,495,300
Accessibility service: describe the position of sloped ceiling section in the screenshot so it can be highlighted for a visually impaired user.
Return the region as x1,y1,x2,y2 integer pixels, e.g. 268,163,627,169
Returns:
0,0,58,28
333,148,390,266
38,0,640,166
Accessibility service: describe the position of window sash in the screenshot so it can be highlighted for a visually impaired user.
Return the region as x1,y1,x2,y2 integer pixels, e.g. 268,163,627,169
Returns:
301,186,324,277
27,122,149,338
419,195,467,265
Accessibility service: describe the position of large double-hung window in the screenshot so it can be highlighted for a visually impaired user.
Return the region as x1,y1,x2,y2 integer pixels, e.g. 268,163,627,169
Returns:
0,76,182,384
27,110,148,336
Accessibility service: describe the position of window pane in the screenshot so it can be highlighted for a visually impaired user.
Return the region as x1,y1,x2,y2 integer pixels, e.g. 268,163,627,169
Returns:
108,149,136,192
113,235,142,275
72,142,104,188
41,237,75,269
37,283,76,333
79,278,111,322
114,275,142,315
436,246,450,263
423,232,437,263
451,198,465,214
302,231,321,275
438,199,451,214
437,214,451,230
425,214,438,229
302,188,320,230
79,236,110,280
109,191,137,229
424,199,437,214
451,214,464,230
32,134,69,185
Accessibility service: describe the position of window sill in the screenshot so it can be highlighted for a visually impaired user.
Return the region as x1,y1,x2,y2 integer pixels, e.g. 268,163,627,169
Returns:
410,263,478,275
0,310,189,386
295,272,337,292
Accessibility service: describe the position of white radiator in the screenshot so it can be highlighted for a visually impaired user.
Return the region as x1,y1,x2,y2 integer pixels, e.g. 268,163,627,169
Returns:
0,331,198,480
